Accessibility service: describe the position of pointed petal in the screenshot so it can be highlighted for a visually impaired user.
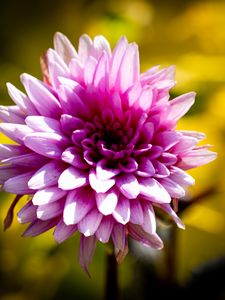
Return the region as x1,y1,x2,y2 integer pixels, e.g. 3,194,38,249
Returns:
4,171,35,194
113,195,130,224
0,105,25,124
116,174,140,199
54,218,77,243
2,153,48,168
155,131,181,151
6,82,38,115
96,188,118,215
63,188,95,225
130,199,144,225
159,177,186,198
128,224,163,249
95,216,114,243
112,223,126,251
170,166,195,186
84,56,98,85
24,132,69,159
166,92,196,123
0,123,33,144
89,169,115,193
37,201,64,220
20,73,62,118
22,218,59,237
25,116,62,133
119,43,139,93
79,235,97,276
109,36,128,90
139,177,171,203
17,201,37,223
96,159,120,180
32,187,67,205
0,144,29,160
54,32,77,64
177,148,217,170
159,204,185,229
78,208,103,237
78,34,93,64
142,202,156,234
28,161,65,189
58,167,88,190
61,147,88,169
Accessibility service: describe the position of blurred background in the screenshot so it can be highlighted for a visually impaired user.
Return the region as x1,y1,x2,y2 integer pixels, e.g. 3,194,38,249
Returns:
0,0,224,299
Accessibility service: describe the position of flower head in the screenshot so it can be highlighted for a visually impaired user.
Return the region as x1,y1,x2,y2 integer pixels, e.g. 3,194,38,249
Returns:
0,33,216,273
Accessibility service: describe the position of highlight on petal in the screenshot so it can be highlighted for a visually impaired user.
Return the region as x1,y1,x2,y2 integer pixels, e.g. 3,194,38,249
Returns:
63,188,95,225
116,174,140,199
112,195,130,225
17,201,37,224
78,208,103,237
32,187,67,205
96,188,118,215
95,216,114,243
58,167,88,190
89,169,115,193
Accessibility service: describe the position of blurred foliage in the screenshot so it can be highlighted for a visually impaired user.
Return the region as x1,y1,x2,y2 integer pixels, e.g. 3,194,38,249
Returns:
0,0,224,299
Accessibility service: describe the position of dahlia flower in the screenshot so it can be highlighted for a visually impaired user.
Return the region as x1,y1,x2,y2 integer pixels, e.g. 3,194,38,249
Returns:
0,33,216,273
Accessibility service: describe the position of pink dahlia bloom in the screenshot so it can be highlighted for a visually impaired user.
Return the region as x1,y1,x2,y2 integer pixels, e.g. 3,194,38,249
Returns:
0,33,216,273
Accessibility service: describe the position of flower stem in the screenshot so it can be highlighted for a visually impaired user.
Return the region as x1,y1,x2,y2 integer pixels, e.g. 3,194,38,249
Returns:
105,251,119,300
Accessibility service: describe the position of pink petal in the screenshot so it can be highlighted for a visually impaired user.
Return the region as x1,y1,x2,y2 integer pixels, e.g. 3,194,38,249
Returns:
54,32,78,64
17,201,37,223
69,58,84,82
58,84,90,118
159,177,185,198
60,114,84,135
79,235,97,276
4,171,35,194
61,147,88,169
112,223,126,251
119,42,139,93
78,208,103,237
155,131,181,151
22,218,59,237
0,144,29,160
25,116,62,133
112,195,130,224
139,177,171,203
37,201,63,220
159,204,185,229
63,188,95,225
0,165,28,184
177,148,217,170
116,174,140,199
2,153,48,168
136,87,152,111
96,159,120,180
93,35,111,56
172,136,198,154
136,157,155,177
20,73,62,118
58,166,88,190
78,34,93,64
169,166,195,186
93,51,109,91
0,105,25,124
128,224,163,249
0,123,33,144
152,160,170,178
142,202,156,234
109,36,128,90
24,132,69,159
166,92,196,123
95,216,114,243
28,161,65,190
89,169,115,193
6,82,38,115
96,188,118,215
32,187,67,205
84,56,98,85
130,199,144,225
54,218,77,243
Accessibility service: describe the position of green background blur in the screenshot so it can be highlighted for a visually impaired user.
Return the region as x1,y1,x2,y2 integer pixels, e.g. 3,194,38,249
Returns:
0,0,224,299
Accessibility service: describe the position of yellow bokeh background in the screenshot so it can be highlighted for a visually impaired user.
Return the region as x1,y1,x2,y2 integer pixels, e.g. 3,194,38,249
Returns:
0,0,224,299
